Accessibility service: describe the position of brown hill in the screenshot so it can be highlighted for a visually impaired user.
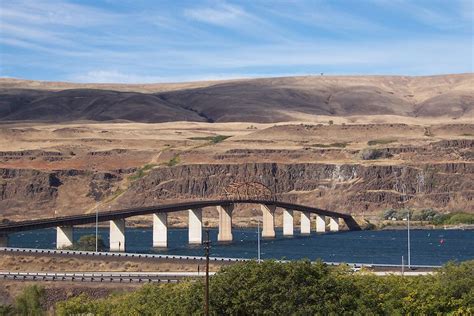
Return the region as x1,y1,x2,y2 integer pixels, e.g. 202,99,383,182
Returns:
0,74,472,123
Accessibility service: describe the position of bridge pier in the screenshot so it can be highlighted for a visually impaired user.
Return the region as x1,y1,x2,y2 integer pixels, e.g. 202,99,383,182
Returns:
153,213,167,248
316,215,326,233
56,226,73,249
217,204,234,242
188,208,202,244
261,204,276,238
329,217,339,232
300,211,311,235
110,219,125,252
0,233,8,247
283,209,294,236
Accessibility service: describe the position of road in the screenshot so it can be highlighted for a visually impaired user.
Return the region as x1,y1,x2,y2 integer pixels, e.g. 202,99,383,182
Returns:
0,269,434,284
0,271,215,284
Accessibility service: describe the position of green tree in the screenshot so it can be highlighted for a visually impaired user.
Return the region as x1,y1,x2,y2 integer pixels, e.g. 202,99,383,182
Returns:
55,260,474,315
0,304,14,316
14,285,44,316
71,234,106,251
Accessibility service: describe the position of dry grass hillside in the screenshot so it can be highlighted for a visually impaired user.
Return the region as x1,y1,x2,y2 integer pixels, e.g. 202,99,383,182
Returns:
0,74,472,225
0,74,472,123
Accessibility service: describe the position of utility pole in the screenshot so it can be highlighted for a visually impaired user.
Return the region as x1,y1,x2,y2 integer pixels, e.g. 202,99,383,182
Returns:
257,217,261,263
401,255,404,276
402,183,411,269
407,209,411,269
95,204,98,252
204,229,211,316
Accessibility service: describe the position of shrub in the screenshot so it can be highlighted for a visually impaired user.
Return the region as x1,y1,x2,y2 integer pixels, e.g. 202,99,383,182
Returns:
55,260,474,315
445,213,474,225
312,142,349,148
189,135,231,144
367,138,397,146
70,235,106,252
383,208,397,220
167,154,180,167
14,285,45,316
360,148,392,160
412,208,438,221
424,127,434,137
0,305,14,315
128,163,156,181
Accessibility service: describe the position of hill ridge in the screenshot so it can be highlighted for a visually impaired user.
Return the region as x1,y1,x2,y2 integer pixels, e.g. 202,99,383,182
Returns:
0,74,472,123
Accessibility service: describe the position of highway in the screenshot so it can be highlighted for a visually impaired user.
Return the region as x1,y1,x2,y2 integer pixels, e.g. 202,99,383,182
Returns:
1,247,442,270
0,269,434,284
0,271,215,284
0,246,249,263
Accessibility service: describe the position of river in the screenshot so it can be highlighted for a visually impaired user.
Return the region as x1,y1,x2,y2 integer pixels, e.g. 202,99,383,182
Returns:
7,228,473,266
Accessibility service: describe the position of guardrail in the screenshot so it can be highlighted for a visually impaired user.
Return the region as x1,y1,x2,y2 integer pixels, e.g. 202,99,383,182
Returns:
0,272,180,284
0,247,442,270
0,247,249,263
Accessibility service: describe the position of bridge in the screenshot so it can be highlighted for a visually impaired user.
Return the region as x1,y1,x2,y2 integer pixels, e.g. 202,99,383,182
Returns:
0,199,360,251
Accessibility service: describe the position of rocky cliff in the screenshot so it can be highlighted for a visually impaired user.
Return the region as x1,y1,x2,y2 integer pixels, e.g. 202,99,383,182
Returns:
117,162,473,214
1,162,471,221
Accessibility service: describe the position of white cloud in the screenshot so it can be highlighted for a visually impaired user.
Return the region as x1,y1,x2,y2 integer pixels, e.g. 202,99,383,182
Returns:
184,3,249,27
371,0,472,30
260,2,383,33
0,0,120,27
69,70,167,84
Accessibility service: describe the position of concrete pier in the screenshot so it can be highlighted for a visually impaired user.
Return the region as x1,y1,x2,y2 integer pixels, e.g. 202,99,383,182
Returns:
261,204,276,238
56,226,73,249
329,217,339,232
188,208,203,244
316,215,326,233
0,233,8,247
217,204,234,242
300,211,311,235
110,219,125,252
283,209,294,236
153,213,167,248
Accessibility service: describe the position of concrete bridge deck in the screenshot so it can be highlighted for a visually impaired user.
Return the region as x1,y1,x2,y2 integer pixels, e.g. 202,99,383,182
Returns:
0,199,360,250
0,199,359,233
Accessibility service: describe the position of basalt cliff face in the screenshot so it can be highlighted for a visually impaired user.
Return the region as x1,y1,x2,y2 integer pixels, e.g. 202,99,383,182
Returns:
117,162,473,213
1,161,472,221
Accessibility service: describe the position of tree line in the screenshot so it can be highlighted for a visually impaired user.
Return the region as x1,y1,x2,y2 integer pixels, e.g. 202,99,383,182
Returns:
2,259,472,315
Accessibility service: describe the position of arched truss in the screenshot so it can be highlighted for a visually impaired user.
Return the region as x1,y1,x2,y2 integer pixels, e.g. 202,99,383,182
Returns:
222,181,275,201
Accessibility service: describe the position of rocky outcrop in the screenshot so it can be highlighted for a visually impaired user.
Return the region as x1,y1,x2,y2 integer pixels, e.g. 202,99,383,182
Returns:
0,162,472,220
117,162,473,214
0,168,124,219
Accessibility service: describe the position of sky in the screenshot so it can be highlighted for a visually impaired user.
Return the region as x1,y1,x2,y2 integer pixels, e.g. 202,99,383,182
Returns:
0,0,473,83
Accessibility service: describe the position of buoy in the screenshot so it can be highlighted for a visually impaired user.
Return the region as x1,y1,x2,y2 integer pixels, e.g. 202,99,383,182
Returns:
440,239,445,244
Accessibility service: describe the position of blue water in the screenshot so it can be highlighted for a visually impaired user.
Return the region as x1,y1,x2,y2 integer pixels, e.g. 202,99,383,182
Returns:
7,228,474,266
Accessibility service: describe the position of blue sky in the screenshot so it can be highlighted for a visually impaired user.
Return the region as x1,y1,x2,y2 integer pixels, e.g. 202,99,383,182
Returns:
0,0,473,83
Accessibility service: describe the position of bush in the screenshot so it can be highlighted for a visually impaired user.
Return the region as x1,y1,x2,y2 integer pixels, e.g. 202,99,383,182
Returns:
360,148,392,160
166,154,180,167
189,135,231,144
383,208,397,220
14,285,44,315
70,234,106,252
445,213,474,225
431,212,474,225
367,138,397,146
128,163,157,181
55,260,474,315
412,208,438,221
0,305,14,315
312,142,349,148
